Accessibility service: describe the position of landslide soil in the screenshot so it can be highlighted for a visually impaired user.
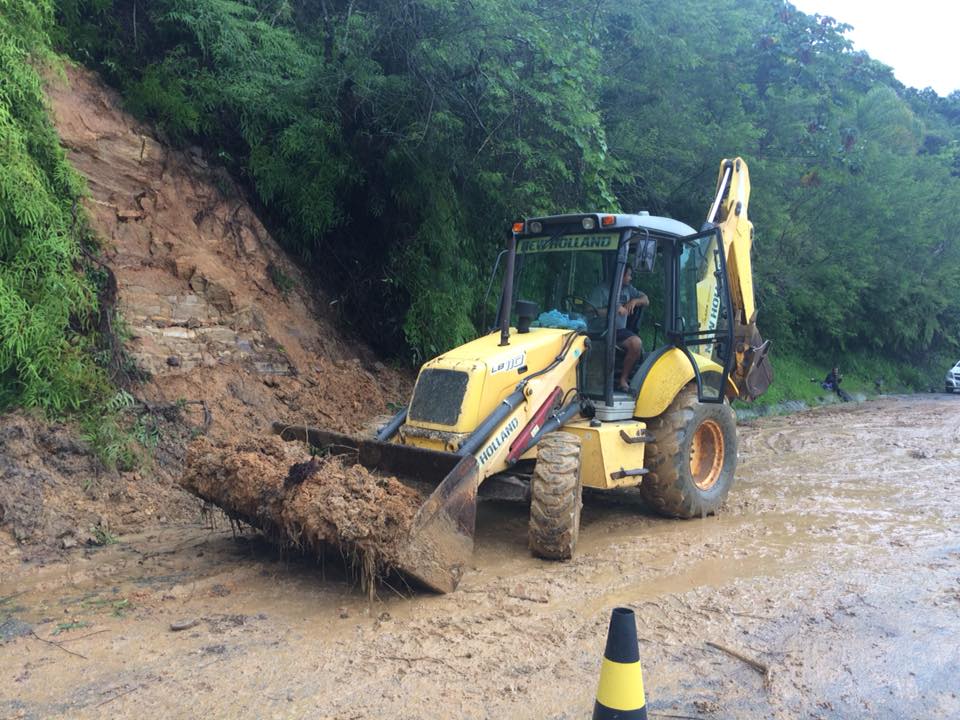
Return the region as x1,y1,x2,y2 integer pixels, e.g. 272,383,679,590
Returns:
45,64,409,440
3,395,959,719
0,66,409,552
180,437,424,581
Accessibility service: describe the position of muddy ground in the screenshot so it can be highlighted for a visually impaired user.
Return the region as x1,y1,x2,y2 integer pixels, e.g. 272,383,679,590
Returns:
2,394,959,719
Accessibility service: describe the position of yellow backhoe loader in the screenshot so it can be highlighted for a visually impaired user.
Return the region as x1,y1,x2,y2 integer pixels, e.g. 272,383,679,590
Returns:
275,157,772,592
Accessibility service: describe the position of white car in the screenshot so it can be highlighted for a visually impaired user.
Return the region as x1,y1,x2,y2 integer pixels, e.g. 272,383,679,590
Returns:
947,360,960,393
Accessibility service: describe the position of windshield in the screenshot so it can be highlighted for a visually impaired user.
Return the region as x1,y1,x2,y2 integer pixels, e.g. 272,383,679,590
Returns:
512,233,620,332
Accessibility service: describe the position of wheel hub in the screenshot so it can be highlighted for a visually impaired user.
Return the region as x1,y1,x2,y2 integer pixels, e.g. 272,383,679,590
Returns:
689,419,724,491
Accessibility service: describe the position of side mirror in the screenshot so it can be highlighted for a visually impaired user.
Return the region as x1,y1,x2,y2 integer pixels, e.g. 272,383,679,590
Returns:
629,229,656,273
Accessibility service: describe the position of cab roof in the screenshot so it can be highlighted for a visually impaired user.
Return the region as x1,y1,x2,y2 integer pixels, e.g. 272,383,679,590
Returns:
520,212,697,239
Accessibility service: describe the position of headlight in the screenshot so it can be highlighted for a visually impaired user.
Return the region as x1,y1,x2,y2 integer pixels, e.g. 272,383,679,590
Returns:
529,220,542,234
582,217,596,230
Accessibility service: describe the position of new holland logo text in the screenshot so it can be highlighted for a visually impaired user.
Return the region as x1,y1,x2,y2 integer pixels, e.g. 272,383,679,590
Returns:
478,417,520,465
704,288,722,355
518,234,617,254
703,266,722,355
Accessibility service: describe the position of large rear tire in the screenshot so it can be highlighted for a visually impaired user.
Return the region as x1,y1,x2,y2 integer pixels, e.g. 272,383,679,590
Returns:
529,432,583,560
640,383,737,518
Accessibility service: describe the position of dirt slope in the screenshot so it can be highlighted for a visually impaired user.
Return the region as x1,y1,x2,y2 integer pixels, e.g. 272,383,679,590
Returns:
0,412,195,552
46,65,408,440
0,66,410,551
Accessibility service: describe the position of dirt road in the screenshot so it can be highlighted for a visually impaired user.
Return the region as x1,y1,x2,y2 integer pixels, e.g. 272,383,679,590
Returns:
2,395,959,719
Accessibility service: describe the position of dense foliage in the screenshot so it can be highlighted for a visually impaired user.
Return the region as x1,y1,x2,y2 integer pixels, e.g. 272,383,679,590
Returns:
0,0,102,409
40,1,960,381
0,1,146,466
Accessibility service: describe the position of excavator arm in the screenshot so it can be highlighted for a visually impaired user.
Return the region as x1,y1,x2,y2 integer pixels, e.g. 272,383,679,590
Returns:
707,158,772,400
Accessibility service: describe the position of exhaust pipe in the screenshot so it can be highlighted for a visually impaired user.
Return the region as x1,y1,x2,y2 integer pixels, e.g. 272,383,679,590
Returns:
376,406,408,442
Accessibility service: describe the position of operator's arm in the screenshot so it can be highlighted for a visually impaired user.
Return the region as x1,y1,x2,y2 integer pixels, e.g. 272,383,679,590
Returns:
589,284,648,316
623,286,649,314
604,289,649,316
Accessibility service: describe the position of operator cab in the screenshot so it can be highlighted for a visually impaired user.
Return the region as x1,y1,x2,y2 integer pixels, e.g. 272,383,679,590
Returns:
504,212,734,420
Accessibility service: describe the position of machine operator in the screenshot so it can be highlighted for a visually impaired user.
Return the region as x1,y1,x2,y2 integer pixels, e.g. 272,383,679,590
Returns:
589,265,649,393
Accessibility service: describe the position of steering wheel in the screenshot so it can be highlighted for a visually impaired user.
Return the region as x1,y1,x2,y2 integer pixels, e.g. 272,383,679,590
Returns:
626,303,646,333
560,294,600,317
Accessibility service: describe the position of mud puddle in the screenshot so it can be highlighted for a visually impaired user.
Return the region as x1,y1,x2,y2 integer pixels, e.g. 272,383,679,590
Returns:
2,395,960,719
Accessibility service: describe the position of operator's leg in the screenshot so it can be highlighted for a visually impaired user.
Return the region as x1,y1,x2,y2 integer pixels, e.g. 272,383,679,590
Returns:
619,335,643,390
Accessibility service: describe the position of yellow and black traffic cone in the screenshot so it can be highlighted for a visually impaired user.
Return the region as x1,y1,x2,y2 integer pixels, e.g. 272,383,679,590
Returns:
593,607,647,720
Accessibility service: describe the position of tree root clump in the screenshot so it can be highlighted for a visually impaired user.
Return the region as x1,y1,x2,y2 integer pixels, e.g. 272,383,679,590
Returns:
180,436,424,591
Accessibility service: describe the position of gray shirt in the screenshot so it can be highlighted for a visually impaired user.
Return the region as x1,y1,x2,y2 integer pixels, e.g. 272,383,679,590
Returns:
589,283,644,330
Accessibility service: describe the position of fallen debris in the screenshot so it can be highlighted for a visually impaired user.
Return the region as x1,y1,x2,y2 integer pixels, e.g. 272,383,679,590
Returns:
170,619,200,632
96,685,142,708
507,584,550,603
706,640,772,686
179,436,425,591
29,631,87,660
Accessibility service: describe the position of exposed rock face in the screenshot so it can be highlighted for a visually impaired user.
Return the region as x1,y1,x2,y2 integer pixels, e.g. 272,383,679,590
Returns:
48,67,322,378
45,67,410,440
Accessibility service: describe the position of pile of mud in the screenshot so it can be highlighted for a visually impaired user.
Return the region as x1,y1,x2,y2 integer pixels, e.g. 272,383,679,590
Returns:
180,437,424,587
0,412,195,554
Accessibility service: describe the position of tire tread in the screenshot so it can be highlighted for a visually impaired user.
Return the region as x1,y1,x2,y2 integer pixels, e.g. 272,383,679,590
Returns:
529,432,582,560
640,384,737,518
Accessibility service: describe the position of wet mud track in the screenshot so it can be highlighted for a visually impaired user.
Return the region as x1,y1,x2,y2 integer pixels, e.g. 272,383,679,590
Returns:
2,395,960,719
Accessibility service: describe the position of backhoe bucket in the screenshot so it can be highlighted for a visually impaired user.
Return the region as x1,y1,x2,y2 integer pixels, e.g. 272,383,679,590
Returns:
743,339,773,401
272,423,479,593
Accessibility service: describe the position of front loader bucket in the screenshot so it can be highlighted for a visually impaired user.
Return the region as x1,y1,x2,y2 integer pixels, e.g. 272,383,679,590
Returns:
396,454,479,592
272,423,479,593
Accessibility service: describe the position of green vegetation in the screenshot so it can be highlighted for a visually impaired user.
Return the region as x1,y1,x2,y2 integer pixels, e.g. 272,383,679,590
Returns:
739,351,937,412
3,0,958,430
81,594,131,616
266,262,296,296
52,0,960,385
0,1,144,465
90,522,119,546
51,620,92,635
0,1,99,410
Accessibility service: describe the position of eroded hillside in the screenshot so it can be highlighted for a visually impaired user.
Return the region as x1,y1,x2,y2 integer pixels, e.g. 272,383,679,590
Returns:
0,67,410,552
47,65,408,440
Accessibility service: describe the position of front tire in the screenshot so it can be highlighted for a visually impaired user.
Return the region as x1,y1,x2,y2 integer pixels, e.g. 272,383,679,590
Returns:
529,432,583,560
640,383,737,518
